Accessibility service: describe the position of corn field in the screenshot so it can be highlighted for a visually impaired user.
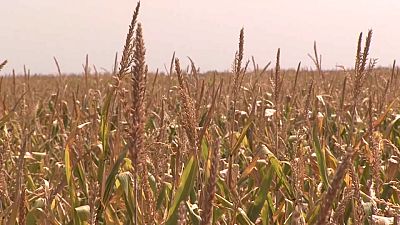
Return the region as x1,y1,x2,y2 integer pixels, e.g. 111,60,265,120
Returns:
1,2,400,225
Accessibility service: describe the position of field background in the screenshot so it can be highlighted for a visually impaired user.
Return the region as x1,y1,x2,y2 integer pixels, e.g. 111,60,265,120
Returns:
1,4,400,225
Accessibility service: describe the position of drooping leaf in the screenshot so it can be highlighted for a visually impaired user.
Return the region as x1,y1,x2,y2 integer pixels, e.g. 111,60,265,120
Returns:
264,145,294,199
247,165,275,221
75,205,90,222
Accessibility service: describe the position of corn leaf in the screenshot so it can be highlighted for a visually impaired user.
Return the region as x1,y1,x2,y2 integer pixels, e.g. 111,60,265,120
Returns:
166,156,198,225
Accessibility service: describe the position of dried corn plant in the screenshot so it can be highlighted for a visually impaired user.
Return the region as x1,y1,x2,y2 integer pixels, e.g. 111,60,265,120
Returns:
0,3,400,225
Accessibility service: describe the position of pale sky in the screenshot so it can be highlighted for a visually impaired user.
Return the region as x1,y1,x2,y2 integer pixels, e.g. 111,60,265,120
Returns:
1,0,400,75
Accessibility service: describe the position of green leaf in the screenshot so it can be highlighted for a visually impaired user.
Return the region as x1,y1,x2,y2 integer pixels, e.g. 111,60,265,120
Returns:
247,165,275,221
103,149,128,205
215,194,234,210
385,114,400,138
117,172,136,223
65,145,72,186
231,118,254,156
156,182,172,210
312,127,329,189
306,204,320,224
96,149,128,222
166,156,198,225
100,91,113,156
264,145,295,199
26,199,47,225
76,161,89,199
186,201,200,225
26,208,46,225
260,196,271,225
75,205,90,222
373,99,397,128
237,208,255,225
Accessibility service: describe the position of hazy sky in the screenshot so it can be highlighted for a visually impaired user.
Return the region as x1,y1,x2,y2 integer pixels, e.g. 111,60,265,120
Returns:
1,0,400,74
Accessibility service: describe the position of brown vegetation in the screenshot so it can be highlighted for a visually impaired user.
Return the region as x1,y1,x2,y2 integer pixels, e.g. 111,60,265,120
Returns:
1,2,400,225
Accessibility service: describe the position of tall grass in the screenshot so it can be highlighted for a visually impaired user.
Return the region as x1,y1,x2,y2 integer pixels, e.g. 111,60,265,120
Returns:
0,2,400,225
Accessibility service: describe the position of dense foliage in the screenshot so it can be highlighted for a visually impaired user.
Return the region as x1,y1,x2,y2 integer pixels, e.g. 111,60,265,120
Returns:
1,3,400,225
